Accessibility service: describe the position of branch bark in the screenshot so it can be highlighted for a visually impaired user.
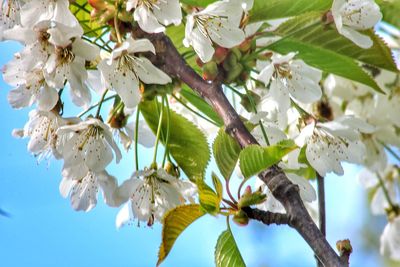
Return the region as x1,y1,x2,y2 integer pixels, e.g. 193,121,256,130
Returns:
243,208,289,226
137,30,347,267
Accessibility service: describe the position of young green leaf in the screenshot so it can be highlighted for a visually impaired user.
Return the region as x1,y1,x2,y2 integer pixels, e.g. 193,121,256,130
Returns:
197,179,221,215
157,204,205,266
212,172,223,200
249,0,332,22
140,100,210,181
70,0,105,38
239,140,297,179
180,0,216,7
213,127,242,181
215,228,246,267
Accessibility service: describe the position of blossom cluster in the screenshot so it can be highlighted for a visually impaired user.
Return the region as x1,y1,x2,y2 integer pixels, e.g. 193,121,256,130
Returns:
1,0,400,263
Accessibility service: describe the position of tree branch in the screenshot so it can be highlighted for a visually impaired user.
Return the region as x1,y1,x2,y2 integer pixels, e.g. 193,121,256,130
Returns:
243,207,289,225
317,174,326,267
137,30,346,267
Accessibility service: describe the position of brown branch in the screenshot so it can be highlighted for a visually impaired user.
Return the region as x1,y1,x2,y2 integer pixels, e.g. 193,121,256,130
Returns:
137,30,346,267
317,174,326,267
243,207,289,225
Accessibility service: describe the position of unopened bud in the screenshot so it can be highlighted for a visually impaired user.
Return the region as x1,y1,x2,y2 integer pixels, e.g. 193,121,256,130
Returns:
213,47,229,63
336,239,352,256
202,61,219,81
233,210,249,226
88,0,108,11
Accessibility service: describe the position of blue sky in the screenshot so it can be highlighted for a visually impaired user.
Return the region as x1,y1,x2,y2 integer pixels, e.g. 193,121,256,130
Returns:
0,41,390,267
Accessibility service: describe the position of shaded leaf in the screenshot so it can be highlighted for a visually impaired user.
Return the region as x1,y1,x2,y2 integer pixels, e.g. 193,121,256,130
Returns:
377,0,400,29
272,12,398,73
140,100,210,181
249,0,332,22
212,172,223,200
157,204,205,266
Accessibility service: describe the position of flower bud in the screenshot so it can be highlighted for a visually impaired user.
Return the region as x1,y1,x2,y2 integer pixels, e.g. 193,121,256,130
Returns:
88,0,108,11
202,61,219,81
213,46,229,63
233,209,249,226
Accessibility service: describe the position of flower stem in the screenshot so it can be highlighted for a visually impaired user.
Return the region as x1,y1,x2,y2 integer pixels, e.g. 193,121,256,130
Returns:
171,94,219,126
162,96,171,167
135,106,140,171
95,89,108,118
243,84,270,146
377,173,396,209
113,10,122,44
225,178,237,204
382,143,400,163
152,98,165,164
78,94,116,118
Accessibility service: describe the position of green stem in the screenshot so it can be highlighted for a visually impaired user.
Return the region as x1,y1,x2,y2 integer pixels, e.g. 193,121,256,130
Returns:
377,173,396,209
78,93,116,118
152,98,165,164
382,143,400,163
135,107,140,171
243,84,270,146
95,90,108,118
171,94,219,126
162,96,171,167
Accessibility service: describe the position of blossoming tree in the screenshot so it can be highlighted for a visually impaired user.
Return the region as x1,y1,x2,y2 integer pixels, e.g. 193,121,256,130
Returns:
1,0,400,266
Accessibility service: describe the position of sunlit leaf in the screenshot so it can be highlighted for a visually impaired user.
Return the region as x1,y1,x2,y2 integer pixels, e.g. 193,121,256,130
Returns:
215,228,246,267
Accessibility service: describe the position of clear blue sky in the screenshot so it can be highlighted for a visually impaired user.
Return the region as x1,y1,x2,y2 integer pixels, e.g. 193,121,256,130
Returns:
0,41,390,267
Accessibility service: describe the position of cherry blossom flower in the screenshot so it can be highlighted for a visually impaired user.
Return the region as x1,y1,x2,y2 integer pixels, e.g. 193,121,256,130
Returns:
44,23,99,108
126,0,182,33
257,52,322,114
20,0,78,27
59,170,118,212
57,117,122,178
115,168,196,227
98,37,171,109
380,215,400,261
359,165,399,215
12,109,67,161
0,0,21,40
296,116,374,176
331,0,382,48
183,0,246,62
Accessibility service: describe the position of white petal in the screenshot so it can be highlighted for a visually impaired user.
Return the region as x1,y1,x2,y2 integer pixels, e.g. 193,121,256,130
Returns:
37,86,59,111
380,217,400,261
208,19,245,48
136,57,171,84
116,203,132,228
190,28,215,63
59,176,76,198
153,0,182,26
83,136,113,172
70,172,98,212
339,26,373,48
134,5,165,33
257,64,274,86
286,173,316,202
7,86,34,109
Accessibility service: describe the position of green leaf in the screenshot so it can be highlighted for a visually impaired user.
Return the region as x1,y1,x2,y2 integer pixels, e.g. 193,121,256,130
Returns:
238,191,267,208
213,127,242,181
215,228,246,267
249,0,332,22
239,140,297,179
180,85,224,126
70,0,105,38
157,204,205,266
196,179,221,215
140,100,210,181
180,0,216,7
377,0,400,29
212,172,223,200
272,12,398,73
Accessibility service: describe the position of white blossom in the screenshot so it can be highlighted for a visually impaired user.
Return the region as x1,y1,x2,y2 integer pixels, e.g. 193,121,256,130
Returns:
359,165,399,215
59,170,118,212
115,168,196,227
57,117,122,178
20,0,78,27
257,52,322,114
296,116,374,176
126,0,182,33
380,216,400,261
12,109,67,161
331,0,382,48
183,0,246,62
98,37,171,109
